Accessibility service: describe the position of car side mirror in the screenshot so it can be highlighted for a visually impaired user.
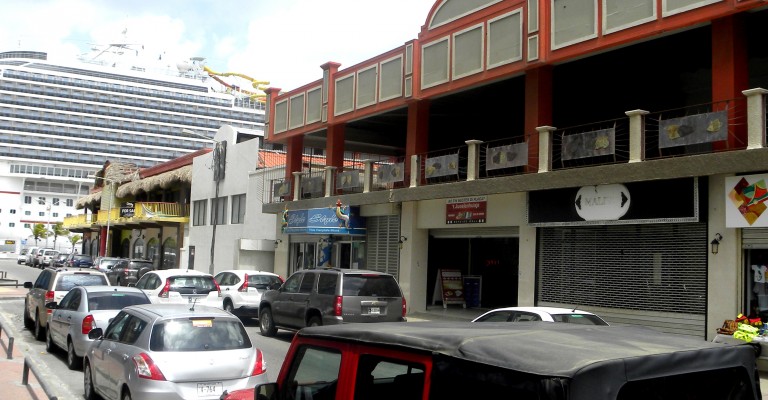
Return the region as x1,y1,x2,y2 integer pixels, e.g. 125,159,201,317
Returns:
127,283,136,287
23,282,33,289
45,302,58,309
88,328,103,340
254,383,278,400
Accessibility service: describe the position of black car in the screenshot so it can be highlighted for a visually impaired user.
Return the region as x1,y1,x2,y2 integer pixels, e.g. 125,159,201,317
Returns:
52,253,70,268
66,254,94,268
106,259,154,286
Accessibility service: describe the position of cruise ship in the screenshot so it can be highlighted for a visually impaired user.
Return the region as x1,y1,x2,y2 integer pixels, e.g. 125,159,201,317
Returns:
0,48,265,253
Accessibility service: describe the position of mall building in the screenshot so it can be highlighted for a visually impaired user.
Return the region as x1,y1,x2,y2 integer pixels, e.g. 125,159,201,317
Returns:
260,0,768,340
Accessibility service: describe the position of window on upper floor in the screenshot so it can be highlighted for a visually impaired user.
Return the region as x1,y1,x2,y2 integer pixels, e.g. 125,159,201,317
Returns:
10,209,16,214
24,196,31,204
231,194,246,225
193,200,207,226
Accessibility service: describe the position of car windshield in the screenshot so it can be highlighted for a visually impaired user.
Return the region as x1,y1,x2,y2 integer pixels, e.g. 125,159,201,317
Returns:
342,275,402,297
551,313,609,326
247,274,283,287
149,318,251,351
169,276,217,294
88,292,150,310
75,255,93,261
55,274,108,291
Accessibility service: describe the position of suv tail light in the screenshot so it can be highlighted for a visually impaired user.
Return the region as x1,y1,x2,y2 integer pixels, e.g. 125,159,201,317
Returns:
213,279,222,297
402,297,407,318
251,349,266,376
45,290,55,315
81,314,95,334
134,353,166,380
334,296,343,317
158,279,171,298
238,274,249,292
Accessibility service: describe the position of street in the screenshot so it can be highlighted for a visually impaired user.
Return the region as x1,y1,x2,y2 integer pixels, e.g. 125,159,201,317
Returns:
0,258,293,398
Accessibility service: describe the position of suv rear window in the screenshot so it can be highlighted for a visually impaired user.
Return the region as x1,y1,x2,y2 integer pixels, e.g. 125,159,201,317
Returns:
247,274,283,288
342,275,402,297
169,276,217,294
55,274,108,291
149,318,251,351
74,255,93,261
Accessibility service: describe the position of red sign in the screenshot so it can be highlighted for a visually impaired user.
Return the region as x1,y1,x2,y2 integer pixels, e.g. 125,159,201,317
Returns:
446,196,487,224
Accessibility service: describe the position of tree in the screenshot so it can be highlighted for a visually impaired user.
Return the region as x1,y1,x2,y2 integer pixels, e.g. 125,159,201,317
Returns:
30,224,48,246
51,223,69,248
69,234,82,252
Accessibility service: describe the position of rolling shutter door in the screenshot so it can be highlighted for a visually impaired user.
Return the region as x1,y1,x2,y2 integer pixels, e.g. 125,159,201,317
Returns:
743,228,768,249
366,215,400,277
538,223,708,338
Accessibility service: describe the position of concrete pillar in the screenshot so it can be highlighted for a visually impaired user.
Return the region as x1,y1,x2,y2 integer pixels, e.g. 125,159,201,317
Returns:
362,160,374,193
625,109,649,163
465,140,483,181
324,166,337,197
292,171,303,201
410,154,420,188
400,201,428,314
743,88,768,150
536,126,556,173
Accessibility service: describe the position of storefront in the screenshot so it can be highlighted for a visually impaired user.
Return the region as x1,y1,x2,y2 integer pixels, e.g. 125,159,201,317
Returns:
529,177,709,338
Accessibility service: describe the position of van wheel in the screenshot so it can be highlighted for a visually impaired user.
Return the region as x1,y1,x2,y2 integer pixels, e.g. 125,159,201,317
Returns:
259,308,277,337
223,300,234,314
308,316,322,327
34,311,45,341
23,301,33,329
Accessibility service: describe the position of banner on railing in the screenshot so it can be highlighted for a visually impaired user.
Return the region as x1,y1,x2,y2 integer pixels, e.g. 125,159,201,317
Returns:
301,176,324,196
337,171,361,189
562,127,615,161
486,143,528,170
274,181,291,197
425,153,459,178
377,162,405,184
659,110,727,148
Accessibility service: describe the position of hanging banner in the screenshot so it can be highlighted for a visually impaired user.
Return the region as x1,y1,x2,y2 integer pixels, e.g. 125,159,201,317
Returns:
425,153,459,178
337,171,361,189
726,174,768,227
562,127,615,161
486,142,528,170
377,162,405,184
659,110,727,148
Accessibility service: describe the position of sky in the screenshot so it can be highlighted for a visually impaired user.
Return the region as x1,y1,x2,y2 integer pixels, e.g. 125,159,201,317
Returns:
0,0,436,92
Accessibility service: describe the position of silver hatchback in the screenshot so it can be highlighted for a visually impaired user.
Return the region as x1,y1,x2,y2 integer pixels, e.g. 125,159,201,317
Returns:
83,304,267,400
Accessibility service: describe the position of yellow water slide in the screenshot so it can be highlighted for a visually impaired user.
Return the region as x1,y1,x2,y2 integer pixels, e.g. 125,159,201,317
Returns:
203,66,269,101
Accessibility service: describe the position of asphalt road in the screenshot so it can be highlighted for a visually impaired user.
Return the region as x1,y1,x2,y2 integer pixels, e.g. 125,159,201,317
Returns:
0,258,293,398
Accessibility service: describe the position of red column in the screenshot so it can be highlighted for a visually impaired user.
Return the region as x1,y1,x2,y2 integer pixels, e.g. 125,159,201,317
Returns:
712,15,748,150
524,66,553,173
285,135,304,200
405,100,430,183
326,124,345,170
99,226,107,257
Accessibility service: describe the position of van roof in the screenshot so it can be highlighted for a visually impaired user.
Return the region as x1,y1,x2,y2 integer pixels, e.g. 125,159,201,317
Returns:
297,321,757,395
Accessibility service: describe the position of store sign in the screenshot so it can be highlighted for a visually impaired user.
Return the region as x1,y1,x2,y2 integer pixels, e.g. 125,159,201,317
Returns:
575,184,630,221
283,206,366,235
446,196,487,224
5,240,15,245
528,177,698,226
120,202,135,218
725,174,768,227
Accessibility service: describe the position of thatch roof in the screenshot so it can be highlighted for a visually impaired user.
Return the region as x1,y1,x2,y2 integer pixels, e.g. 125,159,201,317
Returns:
116,164,192,197
75,191,102,210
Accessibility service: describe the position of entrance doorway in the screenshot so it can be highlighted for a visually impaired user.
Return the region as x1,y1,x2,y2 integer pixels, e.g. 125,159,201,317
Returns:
427,236,519,309
745,249,768,320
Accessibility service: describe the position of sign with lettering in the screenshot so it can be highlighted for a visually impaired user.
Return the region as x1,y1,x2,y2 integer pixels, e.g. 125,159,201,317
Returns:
575,184,630,221
283,206,366,235
120,202,135,218
446,196,487,224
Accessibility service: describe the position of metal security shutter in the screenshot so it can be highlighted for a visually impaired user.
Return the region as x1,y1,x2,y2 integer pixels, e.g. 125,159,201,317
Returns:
429,226,519,238
366,215,400,277
538,223,708,338
743,228,768,249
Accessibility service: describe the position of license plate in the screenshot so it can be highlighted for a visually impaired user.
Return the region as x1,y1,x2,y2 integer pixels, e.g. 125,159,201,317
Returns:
197,382,223,396
369,307,380,315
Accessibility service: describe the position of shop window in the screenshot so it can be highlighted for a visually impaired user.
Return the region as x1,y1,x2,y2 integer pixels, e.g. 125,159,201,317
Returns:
133,238,145,259
161,238,178,269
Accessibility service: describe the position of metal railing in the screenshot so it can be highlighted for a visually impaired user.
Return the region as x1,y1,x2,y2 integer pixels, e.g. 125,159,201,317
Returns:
23,356,61,400
0,315,14,359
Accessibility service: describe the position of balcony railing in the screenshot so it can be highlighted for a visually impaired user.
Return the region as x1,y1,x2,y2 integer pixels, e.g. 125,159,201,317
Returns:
268,88,768,203
62,214,94,230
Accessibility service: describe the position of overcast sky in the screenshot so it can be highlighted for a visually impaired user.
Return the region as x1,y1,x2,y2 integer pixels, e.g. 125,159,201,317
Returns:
0,0,436,91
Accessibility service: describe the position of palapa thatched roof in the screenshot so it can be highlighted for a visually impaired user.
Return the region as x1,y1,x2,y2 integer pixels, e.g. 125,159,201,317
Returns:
116,164,192,197
75,191,103,210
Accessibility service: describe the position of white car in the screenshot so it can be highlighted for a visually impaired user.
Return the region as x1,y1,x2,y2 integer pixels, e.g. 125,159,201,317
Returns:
133,268,221,306
471,306,609,325
213,270,283,318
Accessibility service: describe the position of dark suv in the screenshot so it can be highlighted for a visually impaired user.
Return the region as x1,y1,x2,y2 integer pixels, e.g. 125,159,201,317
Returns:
258,268,406,336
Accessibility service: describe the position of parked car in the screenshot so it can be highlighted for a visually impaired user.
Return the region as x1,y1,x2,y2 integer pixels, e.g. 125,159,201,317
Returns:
133,268,221,306
33,247,52,268
23,267,110,341
214,270,283,318
24,246,39,266
83,304,267,400
471,306,610,326
258,268,406,337
93,256,124,273
246,322,761,400
17,248,28,265
40,249,60,268
45,286,151,370
66,253,94,268
106,259,154,286
52,253,70,268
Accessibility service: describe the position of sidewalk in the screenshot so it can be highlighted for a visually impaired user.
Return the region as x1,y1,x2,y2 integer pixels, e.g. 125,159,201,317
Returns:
0,286,48,400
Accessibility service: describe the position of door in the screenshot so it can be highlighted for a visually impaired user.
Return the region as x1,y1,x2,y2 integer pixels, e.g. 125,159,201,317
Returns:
272,272,315,328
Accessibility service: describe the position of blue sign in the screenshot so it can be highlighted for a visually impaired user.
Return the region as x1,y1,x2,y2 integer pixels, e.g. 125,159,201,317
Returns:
284,206,366,235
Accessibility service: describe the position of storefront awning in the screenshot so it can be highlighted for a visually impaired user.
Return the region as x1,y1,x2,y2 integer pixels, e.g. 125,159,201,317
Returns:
283,206,366,235
116,165,192,197
75,191,102,210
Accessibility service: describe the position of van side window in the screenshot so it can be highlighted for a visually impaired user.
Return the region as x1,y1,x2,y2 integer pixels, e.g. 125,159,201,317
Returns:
299,273,316,294
284,345,341,400
317,273,337,295
354,355,425,400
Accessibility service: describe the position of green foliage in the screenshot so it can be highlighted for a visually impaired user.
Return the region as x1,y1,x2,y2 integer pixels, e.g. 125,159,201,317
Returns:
30,224,49,245
51,223,69,247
